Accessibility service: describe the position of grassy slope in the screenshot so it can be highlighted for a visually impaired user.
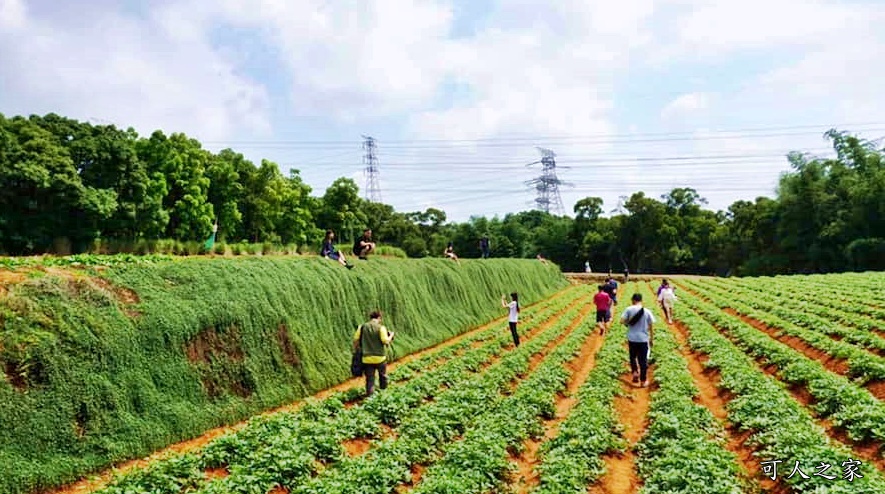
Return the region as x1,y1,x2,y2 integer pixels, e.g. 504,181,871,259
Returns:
0,257,566,494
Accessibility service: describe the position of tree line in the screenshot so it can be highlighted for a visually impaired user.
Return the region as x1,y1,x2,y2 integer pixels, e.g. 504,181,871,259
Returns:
1,113,882,275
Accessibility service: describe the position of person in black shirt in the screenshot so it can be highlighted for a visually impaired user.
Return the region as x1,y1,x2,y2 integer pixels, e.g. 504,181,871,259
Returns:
479,236,490,258
603,277,619,306
353,228,376,260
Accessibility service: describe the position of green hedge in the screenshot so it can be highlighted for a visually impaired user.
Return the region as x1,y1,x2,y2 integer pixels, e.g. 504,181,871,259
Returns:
0,257,566,494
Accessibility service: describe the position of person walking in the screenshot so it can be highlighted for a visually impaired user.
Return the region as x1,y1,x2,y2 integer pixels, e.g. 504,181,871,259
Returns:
320,230,354,269
593,284,613,335
656,278,670,298
657,283,677,324
584,261,592,273
501,292,520,347
603,277,619,306
352,310,394,396
620,293,655,388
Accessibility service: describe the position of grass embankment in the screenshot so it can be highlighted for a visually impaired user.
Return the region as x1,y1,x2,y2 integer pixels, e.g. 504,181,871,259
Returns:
0,257,567,494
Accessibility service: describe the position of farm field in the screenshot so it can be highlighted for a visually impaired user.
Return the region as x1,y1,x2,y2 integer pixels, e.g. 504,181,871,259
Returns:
35,271,885,494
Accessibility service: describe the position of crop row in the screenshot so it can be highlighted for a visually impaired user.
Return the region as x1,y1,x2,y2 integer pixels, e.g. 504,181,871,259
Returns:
410,308,596,493
95,288,587,494
633,283,747,494
677,289,885,445
281,303,588,494
379,284,586,396
529,301,628,493
678,301,885,492
744,273,885,310
705,276,885,333
681,279,885,383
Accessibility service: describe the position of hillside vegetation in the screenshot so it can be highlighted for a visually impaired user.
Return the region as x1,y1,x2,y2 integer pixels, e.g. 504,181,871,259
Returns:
3,113,884,275
0,257,567,494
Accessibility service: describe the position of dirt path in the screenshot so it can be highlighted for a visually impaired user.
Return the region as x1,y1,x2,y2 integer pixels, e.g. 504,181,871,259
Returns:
396,300,593,492
676,316,885,476
588,362,653,494
43,288,577,494
717,308,885,401
512,316,605,493
670,322,777,492
350,295,589,458
681,285,885,400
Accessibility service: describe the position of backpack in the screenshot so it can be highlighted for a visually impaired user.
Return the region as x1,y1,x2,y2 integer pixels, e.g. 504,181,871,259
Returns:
350,325,364,377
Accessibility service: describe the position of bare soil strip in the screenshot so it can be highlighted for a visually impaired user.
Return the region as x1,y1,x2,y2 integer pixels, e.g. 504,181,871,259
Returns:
588,364,653,493
512,320,605,493
719,308,885,401
44,288,577,494
679,316,885,474
681,285,885,399
670,321,778,492
349,295,589,455
395,301,593,492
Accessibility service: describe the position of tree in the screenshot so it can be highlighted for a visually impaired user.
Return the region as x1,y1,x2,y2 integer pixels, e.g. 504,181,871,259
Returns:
137,131,214,241
0,115,116,253
206,149,246,241
316,178,367,244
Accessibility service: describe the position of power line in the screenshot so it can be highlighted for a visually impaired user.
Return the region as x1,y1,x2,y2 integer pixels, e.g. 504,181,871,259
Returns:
203,123,885,148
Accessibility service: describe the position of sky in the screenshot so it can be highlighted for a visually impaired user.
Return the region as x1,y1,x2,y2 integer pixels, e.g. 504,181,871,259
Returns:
2,0,884,221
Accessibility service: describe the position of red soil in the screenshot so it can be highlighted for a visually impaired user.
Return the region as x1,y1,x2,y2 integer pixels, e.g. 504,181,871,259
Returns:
41,286,577,494
513,322,605,492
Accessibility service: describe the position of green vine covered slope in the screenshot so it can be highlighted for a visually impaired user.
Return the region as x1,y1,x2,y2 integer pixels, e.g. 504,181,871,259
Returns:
0,257,567,494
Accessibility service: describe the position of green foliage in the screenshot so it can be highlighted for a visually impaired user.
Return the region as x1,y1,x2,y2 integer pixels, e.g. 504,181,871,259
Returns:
2,112,883,276
373,245,408,258
0,257,565,494
633,283,745,494
677,288,885,492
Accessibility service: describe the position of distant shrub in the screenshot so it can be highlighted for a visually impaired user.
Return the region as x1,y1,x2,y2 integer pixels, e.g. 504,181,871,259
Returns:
376,245,408,258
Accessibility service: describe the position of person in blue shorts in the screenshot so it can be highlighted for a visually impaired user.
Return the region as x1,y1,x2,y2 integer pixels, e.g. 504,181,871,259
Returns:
321,230,354,269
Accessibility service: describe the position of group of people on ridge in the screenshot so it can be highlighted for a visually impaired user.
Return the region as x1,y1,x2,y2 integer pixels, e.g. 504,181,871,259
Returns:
322,230,500,268
320,228,377,269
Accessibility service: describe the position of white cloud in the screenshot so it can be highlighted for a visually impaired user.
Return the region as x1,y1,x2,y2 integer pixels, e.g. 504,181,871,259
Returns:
2,0,884,221
0,0,270,141
215,0,456,119
0,0,26,30
660,92,712,121
653,0,874,59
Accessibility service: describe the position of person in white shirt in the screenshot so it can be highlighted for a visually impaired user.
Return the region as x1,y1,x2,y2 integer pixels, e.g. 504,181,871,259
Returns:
657,285,677,324
501,292,520,347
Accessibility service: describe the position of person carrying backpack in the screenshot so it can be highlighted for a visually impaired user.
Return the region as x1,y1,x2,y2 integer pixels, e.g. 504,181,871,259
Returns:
352,310,394,396
620,293,655,388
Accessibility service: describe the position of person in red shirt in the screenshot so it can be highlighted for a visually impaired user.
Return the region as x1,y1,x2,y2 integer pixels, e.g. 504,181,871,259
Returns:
593,284,613,335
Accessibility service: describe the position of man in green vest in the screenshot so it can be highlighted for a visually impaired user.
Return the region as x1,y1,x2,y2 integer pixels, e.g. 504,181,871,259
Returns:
352,310,395,396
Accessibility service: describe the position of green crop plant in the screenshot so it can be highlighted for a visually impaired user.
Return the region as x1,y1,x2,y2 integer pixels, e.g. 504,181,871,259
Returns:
0,257,566,494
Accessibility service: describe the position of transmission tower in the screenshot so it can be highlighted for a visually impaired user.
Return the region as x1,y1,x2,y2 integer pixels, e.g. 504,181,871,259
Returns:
362,135,382,203
525,147,572,215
